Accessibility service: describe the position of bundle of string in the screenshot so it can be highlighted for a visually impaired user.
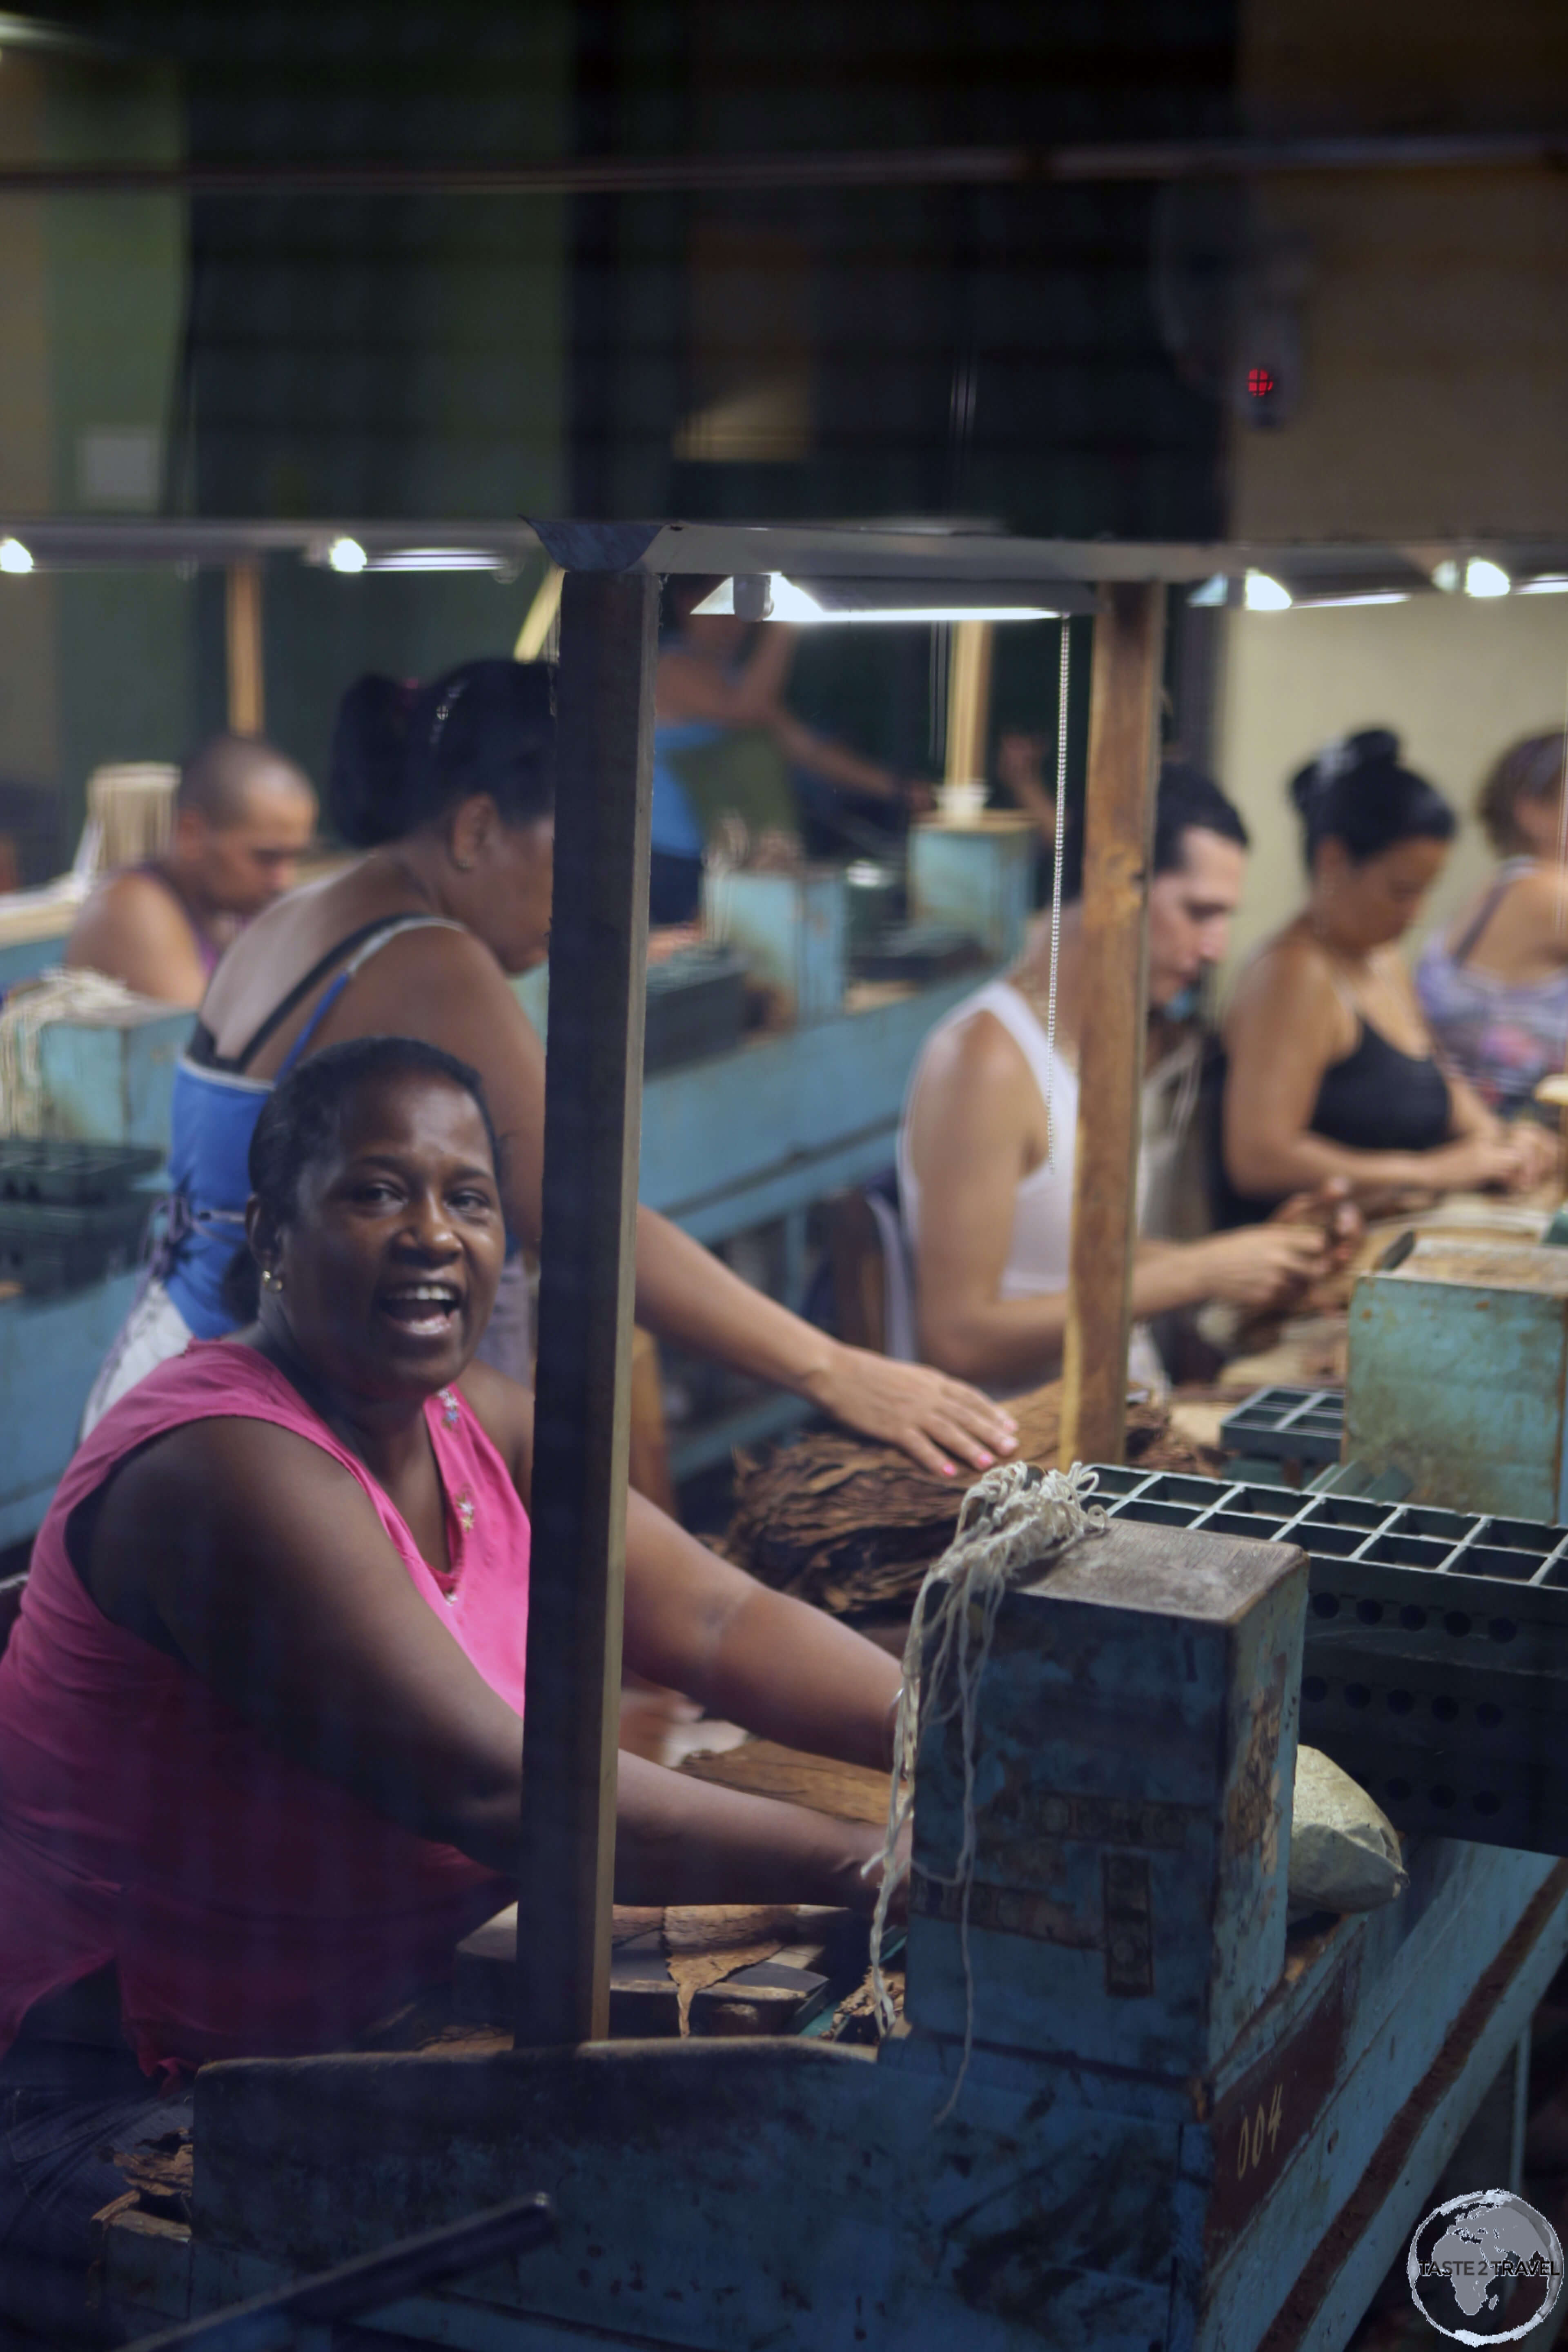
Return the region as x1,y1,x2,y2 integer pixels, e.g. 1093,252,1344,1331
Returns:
865,1458,1105,2116
0,967,155,1136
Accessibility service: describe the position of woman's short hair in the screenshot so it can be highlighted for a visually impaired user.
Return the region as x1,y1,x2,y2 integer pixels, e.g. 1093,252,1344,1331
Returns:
1475,731,1568,855
225,1038,502,1319
1289,727,1456,866
327,659,555,849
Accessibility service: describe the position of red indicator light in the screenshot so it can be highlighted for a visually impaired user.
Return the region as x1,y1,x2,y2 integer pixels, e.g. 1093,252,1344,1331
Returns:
1247,367,1276,398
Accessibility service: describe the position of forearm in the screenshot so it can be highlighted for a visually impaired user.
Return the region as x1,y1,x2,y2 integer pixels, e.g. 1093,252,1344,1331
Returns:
1446,1073,1498,1142
772,711,899,800
615,1751,884,1910
1226,1126,1439,1200
633,1207,837,1394
922,1239,1234,1388
1128,1239,1225,1318
996,770,1056,843
692,1584,899,1774
918,1284,1070,1390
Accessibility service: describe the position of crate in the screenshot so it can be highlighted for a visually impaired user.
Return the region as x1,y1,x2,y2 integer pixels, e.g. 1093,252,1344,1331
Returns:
850,922,981,984
0,1193,154,1295
1220,1384,1343,1468
1086,1461,1568,1859
1346,1238,1568,1520
0,1139,163,1207
643,948,747,1072
702,867,847,1025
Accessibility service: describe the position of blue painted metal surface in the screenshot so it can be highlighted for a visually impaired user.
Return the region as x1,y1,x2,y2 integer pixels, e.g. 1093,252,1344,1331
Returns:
105,1515,1568,2351
636,977,979,1237
909,816,1035,964
904,1518,1305,2076
702,868,849,1026
0,920,73,999
1346,1238,1568,1521
0,1268,141,1545
0,1008,187,1545
36,1008,191,1149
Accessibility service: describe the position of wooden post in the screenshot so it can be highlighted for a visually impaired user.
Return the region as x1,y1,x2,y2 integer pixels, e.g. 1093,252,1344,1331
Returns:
944,618,994,786
1059,582,1165,1468
515,568,656,2045
225,560,265,736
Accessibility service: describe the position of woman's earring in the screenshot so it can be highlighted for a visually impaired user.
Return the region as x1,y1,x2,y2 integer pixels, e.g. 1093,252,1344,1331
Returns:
262,1267,283,1295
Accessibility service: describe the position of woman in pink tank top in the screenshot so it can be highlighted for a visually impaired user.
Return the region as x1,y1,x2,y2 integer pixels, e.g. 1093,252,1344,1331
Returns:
0,1037,901,2332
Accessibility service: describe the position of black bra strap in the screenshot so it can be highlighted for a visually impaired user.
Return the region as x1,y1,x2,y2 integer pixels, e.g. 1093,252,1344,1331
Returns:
209,917,427,1074
1452,875,1515,970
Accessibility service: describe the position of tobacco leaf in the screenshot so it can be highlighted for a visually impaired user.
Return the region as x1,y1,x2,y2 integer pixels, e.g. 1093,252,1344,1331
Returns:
663,1903,802,2034
726,1376,1223,1619
679,1740,890,1826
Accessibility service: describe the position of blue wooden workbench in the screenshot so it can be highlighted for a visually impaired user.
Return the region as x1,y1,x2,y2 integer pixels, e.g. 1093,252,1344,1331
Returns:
0,973,982,1544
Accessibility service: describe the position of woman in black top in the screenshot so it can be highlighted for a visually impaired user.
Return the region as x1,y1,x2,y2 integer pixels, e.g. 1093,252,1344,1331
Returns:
1223,729,1554,1215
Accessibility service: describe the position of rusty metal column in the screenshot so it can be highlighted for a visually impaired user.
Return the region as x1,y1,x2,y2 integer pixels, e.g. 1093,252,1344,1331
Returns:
1059,582,1165,1468
515,568,656,2045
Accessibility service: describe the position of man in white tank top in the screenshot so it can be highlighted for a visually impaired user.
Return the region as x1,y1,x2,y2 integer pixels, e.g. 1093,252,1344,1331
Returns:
899,766,1343,1396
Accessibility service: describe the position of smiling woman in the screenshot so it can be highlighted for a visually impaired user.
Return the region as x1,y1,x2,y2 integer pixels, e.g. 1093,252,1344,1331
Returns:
0,1040,904,2318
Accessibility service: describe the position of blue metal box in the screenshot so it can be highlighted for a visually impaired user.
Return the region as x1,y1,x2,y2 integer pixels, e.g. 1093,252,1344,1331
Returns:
904,1515,1307,2077
702,866,848,1025
1346,1236,1568,1522
909,813,1036,963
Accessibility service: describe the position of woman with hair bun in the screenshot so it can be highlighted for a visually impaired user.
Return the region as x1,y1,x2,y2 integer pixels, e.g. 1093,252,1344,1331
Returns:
1416,731,1568,1116
1221,728,1553,1215
85,658,1014,1479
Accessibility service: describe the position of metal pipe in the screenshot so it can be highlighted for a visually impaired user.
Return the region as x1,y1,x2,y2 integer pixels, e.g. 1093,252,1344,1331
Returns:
0,131,1560,198
121,2193,557,2350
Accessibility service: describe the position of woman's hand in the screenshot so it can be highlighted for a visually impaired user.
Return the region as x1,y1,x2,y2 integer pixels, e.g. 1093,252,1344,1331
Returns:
800,1342,1019,1477
1269,1176,1364,1268
1190,1225,1329,1313
1424,1127,1544,1194
1505,1120,1560,1191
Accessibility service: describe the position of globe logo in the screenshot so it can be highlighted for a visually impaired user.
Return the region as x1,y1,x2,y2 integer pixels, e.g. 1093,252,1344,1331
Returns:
1408,2190,1564,2343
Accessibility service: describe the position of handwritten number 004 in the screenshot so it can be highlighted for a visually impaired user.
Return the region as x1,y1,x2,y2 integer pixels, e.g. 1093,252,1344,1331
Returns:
1235,2082,1286,2182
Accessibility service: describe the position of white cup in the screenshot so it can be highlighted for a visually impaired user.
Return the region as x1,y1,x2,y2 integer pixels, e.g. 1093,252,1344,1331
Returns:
937,779,987,824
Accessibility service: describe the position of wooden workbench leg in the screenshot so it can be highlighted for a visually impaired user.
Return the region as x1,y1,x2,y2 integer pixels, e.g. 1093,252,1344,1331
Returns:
515,568,657,2046
1059,582,1165,1469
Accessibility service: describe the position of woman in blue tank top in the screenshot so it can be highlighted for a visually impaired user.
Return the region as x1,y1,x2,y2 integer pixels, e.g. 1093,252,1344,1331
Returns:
87,655,1014,1479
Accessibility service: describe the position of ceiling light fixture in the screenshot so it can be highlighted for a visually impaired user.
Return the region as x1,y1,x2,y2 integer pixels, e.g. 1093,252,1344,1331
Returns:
1243,571,1292,611
1464,558,1510,599
1294,591,1410,609
1519,575,1568,597
327,536,368,574
1187,574,1230,608
0,537,33,574
362,548,509,573
692,573,1063,625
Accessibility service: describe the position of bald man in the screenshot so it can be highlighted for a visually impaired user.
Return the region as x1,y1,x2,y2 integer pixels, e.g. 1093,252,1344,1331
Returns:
66,735,317,1007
